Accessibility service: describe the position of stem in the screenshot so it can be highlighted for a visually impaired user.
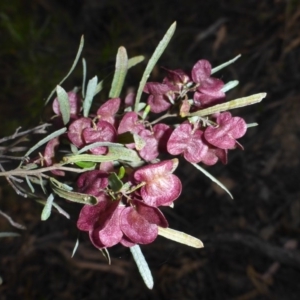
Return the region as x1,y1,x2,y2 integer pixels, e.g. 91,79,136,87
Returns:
149,113,177,125
0,164,88,177
0,124,51,144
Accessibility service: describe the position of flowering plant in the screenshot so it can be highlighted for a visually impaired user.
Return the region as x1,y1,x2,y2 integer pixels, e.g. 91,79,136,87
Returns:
0,22,266,288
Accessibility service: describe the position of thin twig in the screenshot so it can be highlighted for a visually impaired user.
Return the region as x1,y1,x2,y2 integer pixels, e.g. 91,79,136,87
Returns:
0,164,90,177
0,210,26,230
0,123,51,144
150,113,177,125
0,164,28,197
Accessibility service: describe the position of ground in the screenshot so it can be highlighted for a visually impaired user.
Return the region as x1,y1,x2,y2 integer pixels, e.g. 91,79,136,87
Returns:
0,1,300,299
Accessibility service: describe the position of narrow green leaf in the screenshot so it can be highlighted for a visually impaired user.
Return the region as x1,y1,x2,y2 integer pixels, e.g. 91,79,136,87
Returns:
124,102,146,112
56,85,70,125
70,143,78,154
63,153,119,164
83,76,98,117
45,35,84,105
25,175,35,193
211,54,241,74
0,232,20,238
109,46,128,98
40,176,47,194
81,58,87,98
71,238,79,258
221,80,239,93
118,166,125,179
108,146,141,162
94,80,104,96
50,177,97,205
142,105,151,120
41,193,54,221
36,199,70,219
134,22,177,112
191,163,233,199
247,122,258,128
108,172,123,192
158,227,204,248
130,245,153,289
75,161,97,169
78,141,124,154
23,127,67,159
188,93,267,117
128,55,145,69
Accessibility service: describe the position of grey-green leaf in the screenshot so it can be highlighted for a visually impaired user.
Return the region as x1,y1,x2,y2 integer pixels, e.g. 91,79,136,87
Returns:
222,80,239,93
134,22,177,112
23,127,67,159
211,54,241,74
81,58,87,98
71,238,79,258
45,35,84,105
130,245,153,289
108,146,141,162
50,177,97,205
109,46,128,98
128,55,145,69
191,163,233,199
78,141,124,154
56,85,70,125
94,80,104,96
83,76,98,117
41,193,54,221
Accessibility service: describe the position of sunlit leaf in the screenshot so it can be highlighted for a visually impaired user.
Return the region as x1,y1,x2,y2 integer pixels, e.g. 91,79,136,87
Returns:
23,127,66,160
81,58,87,98
108,146,141,162
41,193,54,221
128,55,145,68
191,163,233,199
63,153,119,164
56,85,70,125
71,238,79,258
94,80,104,96
134,22,177,112
189,93,267,117
83,76,98,117
77,141,124,154
211,54,241,74
36,200,70,219
222,80,239,93
158,227,204,248
109,46,128,98
130,245,153,289
247,123,258,128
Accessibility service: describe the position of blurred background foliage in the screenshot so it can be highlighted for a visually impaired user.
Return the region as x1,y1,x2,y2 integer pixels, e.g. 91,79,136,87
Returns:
1,0,300,299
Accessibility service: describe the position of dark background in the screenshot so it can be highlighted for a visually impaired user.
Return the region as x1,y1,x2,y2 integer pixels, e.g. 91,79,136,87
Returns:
1,0,300,299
